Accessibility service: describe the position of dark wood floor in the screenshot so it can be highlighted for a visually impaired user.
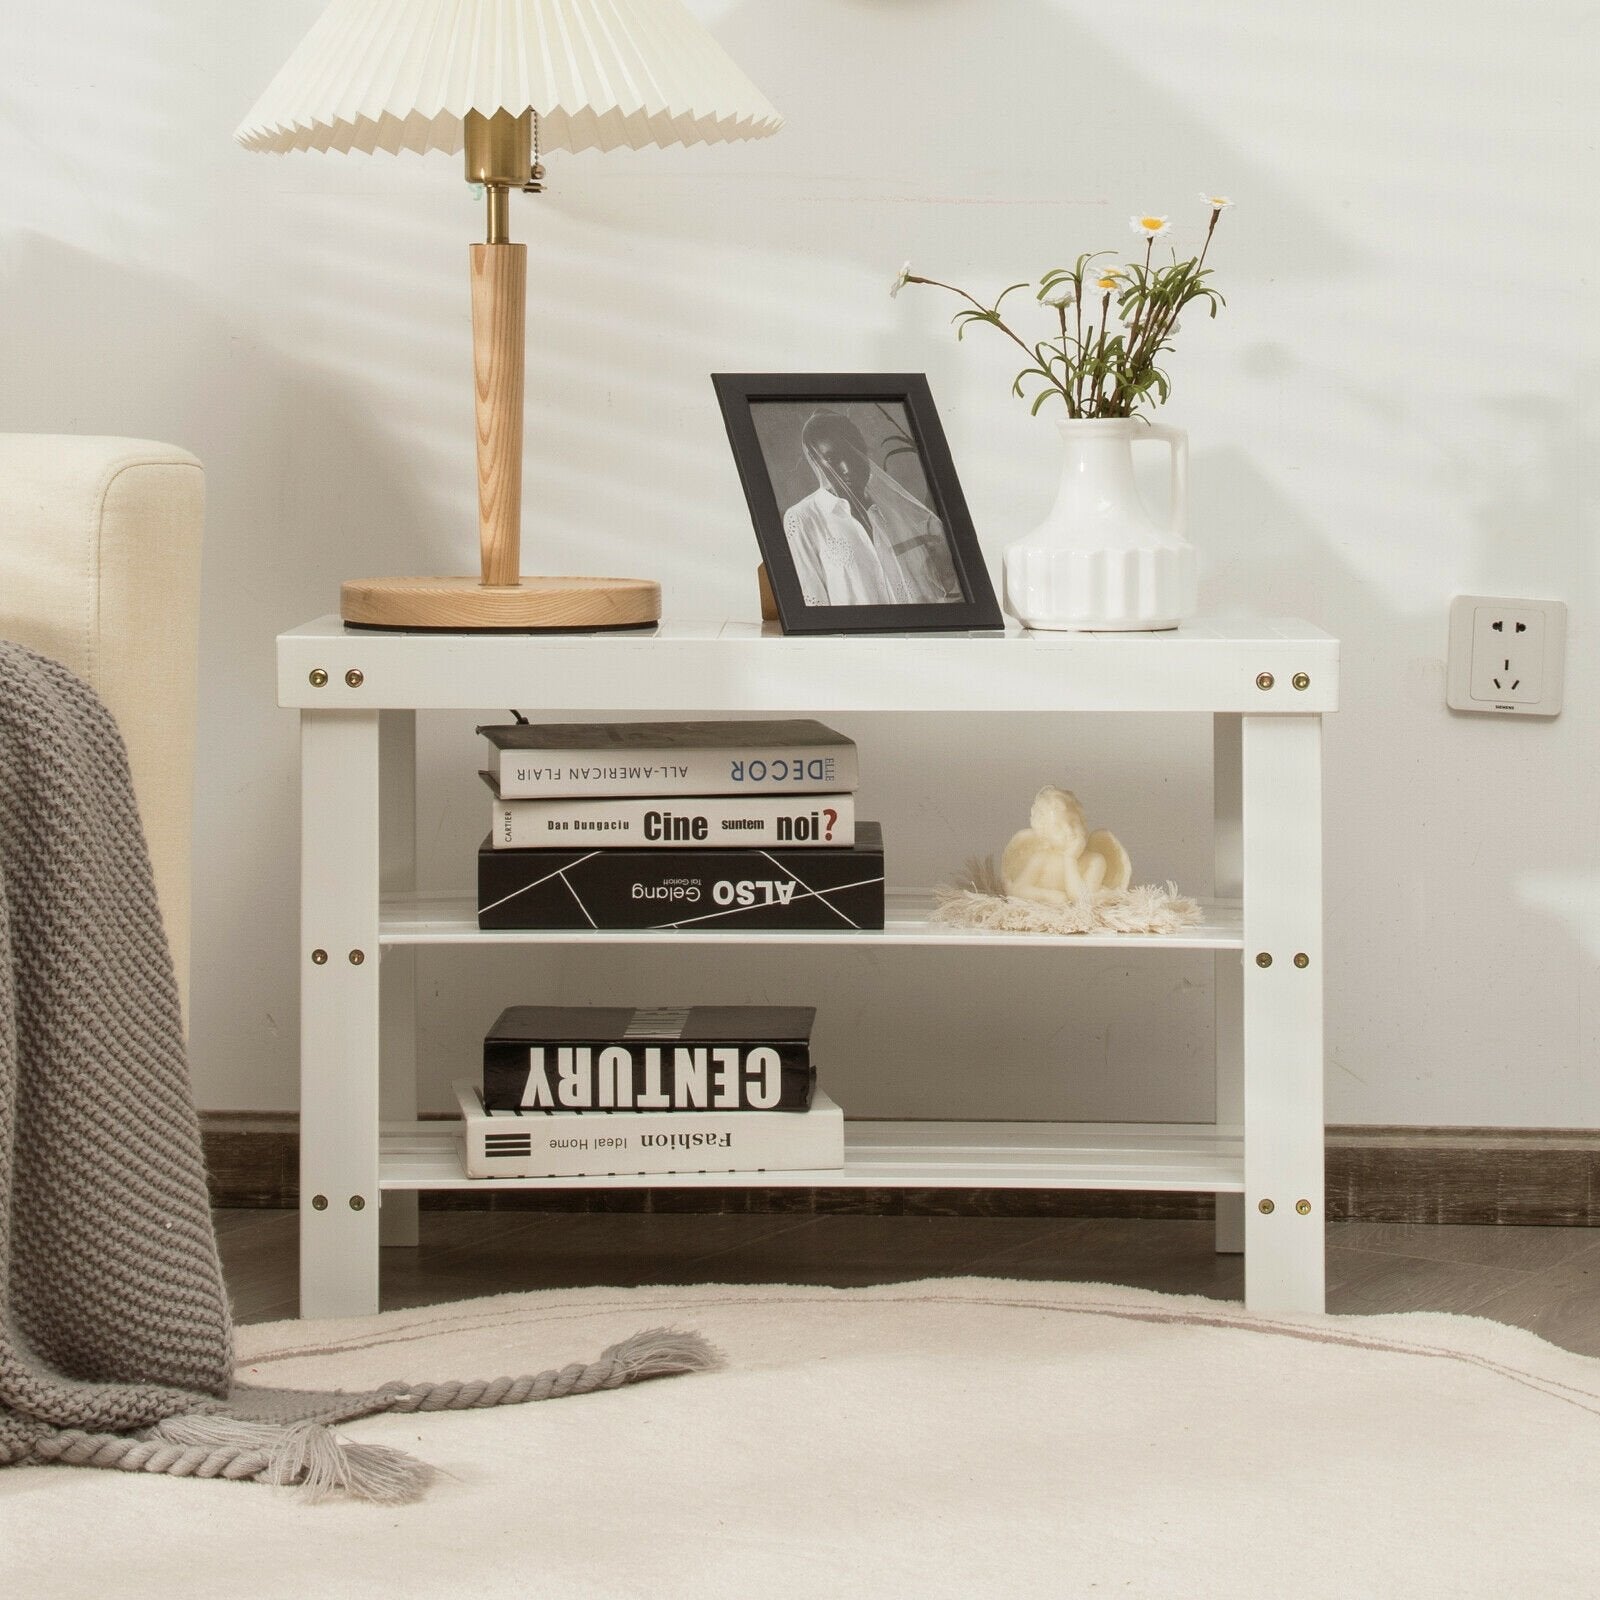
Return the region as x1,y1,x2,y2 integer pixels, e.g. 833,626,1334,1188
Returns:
215,1209,1600,1356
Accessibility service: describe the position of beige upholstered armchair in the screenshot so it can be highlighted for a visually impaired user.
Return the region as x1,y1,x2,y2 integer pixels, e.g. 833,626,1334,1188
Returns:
0,436,204,1023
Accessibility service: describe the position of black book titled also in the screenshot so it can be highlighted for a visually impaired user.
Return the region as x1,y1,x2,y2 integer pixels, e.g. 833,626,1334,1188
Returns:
483,1005,816,1113
476,823,885,932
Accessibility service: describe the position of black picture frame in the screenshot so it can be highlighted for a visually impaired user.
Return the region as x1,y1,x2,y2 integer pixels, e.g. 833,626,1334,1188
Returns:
712,373,1003,634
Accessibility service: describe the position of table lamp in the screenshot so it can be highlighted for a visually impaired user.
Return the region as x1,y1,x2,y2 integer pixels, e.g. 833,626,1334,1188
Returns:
237,0,782,631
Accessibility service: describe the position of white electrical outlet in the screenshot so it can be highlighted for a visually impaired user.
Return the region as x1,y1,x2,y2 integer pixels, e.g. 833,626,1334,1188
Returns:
1446,595,1567,717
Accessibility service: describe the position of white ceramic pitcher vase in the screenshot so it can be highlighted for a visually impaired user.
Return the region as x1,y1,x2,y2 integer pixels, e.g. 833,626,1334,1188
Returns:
1004,417,1197,631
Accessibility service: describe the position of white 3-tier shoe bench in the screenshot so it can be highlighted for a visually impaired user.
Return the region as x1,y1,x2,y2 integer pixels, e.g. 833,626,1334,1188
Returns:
278,615,1337,1320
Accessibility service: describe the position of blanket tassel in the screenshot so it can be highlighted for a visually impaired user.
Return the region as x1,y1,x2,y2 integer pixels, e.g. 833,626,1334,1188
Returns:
32,1326,721,1503
376,1326,724,1413
154,1415,437,1503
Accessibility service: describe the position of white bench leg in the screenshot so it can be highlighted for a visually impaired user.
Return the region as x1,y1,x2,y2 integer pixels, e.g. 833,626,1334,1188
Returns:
300,709,382,1318
1241,713,1325,1314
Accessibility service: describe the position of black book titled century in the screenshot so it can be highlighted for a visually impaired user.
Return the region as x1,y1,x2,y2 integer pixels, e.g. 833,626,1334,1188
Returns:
483,1005,816,1113
476,823,885,932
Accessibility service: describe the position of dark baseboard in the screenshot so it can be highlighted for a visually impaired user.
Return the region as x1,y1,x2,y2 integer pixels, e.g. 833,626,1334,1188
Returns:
200,1115,1600,1225
1323,1126,1600,1226
202,1116,300,1210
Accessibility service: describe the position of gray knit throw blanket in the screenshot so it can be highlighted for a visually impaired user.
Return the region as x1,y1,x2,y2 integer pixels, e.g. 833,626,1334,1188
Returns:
0,642,716,1500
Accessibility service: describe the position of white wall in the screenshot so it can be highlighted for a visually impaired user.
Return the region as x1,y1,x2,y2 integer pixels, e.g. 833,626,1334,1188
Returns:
2,0,1595,1126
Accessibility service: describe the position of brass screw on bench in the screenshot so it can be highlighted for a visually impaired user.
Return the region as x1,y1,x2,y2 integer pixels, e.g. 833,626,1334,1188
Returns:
1292,672,1310,690
1296,1199,1312,1215
345,668,365,688
311,948,328,965
1256,672,1274,690
1294,952,1310,968
308,668,328,687
1256,952,1272,968
1258,1198,1275,1214
349,1195,366,1211
311,1194,328,1211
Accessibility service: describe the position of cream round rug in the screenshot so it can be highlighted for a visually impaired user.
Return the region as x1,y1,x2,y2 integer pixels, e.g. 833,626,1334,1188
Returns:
4,1277,1597,1598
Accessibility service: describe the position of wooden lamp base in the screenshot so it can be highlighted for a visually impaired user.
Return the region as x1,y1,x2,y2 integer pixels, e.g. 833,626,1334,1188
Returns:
340,574,661,631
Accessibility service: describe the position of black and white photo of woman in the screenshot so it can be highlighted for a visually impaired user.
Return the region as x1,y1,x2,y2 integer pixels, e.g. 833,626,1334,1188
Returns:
776,409,963,608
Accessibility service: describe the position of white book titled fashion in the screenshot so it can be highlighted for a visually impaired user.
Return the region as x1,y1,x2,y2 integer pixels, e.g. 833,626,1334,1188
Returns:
455,1079,844,1179
486,784,856,850
478,719,858,799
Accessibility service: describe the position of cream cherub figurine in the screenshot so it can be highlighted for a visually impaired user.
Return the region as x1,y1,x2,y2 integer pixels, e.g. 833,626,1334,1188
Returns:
1001,787,1132,905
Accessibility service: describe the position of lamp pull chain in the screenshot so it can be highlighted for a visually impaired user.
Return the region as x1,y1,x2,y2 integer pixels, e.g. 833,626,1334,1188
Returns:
524,112,545,194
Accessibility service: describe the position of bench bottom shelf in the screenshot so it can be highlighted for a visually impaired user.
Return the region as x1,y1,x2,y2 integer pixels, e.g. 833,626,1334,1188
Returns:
378,1121,1246,1194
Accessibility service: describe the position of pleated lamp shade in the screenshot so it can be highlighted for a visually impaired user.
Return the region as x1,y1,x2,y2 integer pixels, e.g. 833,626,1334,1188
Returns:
235,0,783,156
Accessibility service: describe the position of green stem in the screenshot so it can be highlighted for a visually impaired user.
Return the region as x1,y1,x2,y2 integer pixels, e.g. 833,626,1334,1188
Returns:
1073,284,1086,414
1109,237,1156,415
908,275,1069,402
1057,303,1079,418
1134,210,1220,382
1092,293,1111,416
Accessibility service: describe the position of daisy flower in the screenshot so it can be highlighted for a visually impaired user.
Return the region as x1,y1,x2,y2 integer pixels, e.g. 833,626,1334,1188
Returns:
1089,265,1125,294
1039,281,1076,309
1131,214,1171,241
890,261,913,298
1200,193,1234,211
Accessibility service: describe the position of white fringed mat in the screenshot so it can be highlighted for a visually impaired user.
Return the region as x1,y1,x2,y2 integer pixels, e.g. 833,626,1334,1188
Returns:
6,1278,1598,1599
932,857,1202,936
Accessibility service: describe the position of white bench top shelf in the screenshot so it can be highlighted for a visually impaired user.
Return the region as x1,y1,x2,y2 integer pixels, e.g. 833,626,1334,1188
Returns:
278,615,1339,714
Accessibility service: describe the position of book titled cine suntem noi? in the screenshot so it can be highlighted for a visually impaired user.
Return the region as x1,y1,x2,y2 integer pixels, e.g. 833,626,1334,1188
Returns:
477,719,858,799
482,779,856,850
482,1004,817,1112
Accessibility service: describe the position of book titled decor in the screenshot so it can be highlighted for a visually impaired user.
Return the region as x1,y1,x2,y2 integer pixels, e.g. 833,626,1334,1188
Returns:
483,1004,816,1112
456,1080,845,1179
477,824,885,930
479,719,858,798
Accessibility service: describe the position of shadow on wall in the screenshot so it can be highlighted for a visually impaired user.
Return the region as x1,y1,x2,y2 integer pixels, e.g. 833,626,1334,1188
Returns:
542,0,1366,550
625,0,1357,271
0,230,460,1109
0,232,442,623
172,0,1366,608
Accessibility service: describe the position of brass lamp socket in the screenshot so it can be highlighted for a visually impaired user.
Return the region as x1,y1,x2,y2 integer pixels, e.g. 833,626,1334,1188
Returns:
463,109,534,187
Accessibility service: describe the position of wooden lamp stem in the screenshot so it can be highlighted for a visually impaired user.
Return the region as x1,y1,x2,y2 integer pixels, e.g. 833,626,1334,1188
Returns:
337,109,659,630
470,241,526,588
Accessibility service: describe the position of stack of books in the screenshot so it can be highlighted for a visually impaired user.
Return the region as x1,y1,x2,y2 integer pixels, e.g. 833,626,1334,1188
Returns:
457,1004,845,1177
475,719,885,931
